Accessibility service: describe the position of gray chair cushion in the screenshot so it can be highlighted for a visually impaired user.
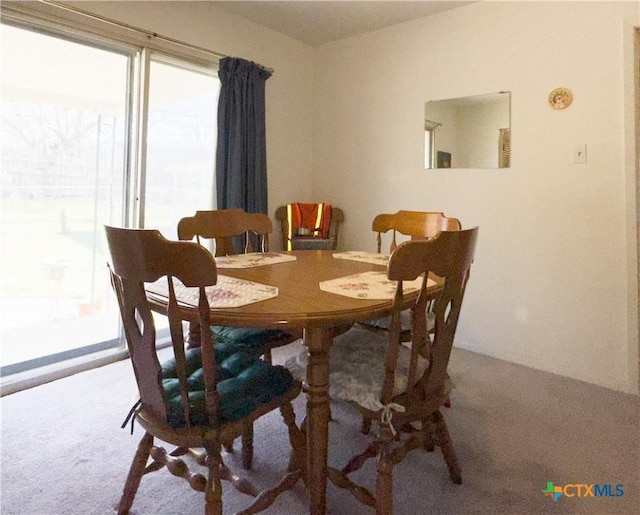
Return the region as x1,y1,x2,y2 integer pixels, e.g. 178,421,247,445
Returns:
290,238,334,250
285,326,427,409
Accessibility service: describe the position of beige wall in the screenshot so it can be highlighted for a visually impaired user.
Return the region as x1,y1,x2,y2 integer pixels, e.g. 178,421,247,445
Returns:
313,1,639,392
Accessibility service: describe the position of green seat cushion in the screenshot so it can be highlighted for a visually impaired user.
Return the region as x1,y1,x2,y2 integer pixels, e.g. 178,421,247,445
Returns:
161,347,295,428
211,326,289,355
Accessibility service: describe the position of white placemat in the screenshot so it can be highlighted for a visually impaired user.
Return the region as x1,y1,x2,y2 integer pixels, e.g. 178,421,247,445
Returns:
333,251,389,266
146,275,278,308
215,252,296,269
319,271,434,300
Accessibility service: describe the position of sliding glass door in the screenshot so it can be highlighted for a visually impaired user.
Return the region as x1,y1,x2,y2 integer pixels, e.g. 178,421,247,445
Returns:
1,22,220,375
1,24,129,373
144,57,219,237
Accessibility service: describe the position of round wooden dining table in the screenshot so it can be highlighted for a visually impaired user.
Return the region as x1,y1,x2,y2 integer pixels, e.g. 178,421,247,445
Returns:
148,249,441,514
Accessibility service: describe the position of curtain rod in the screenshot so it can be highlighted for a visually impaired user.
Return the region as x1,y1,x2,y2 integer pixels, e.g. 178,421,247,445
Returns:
39,0,275,74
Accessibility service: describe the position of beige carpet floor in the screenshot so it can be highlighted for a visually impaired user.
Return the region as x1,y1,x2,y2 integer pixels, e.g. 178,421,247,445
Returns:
1,328,638,514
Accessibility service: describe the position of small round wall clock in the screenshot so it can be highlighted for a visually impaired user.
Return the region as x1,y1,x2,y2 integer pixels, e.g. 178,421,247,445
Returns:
548,87,573,110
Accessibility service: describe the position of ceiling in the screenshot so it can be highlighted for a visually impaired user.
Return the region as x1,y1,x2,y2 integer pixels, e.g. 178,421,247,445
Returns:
209,1,477,46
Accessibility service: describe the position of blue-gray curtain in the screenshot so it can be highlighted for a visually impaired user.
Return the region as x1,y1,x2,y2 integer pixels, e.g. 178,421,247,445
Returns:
216,57,271,217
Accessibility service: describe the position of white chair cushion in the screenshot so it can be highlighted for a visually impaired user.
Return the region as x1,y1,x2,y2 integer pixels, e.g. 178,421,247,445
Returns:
284,326,427,409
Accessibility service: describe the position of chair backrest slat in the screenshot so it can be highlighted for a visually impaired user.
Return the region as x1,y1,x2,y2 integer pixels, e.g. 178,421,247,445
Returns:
383,228,478,411
166,276,193,428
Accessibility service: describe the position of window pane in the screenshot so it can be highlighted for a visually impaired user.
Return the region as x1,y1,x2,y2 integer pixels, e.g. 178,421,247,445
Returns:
1,25,129,371
144,59,219,237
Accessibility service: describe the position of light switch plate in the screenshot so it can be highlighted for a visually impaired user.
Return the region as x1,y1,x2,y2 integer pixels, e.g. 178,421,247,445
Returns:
573,144,587,164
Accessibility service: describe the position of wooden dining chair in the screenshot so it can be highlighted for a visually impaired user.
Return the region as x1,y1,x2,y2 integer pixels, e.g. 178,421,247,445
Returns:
105,226,305,514
177,208,272,256
363,210,462,341
177,209,303,463
275,204,344,251
372,210,462,253
286,227,479,513
177,209,302,363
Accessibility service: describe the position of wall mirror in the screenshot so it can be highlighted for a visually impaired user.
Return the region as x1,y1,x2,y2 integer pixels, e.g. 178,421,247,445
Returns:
424,91,511,169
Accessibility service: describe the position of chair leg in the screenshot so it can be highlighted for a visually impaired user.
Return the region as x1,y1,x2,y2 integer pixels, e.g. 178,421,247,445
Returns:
235,403,304,515
117,432,153,515
421,419,435,453
280,401,306,479
433,411,462,484
204,433,224,515
360,416,372,435
241,423,254,470
375,422,395,515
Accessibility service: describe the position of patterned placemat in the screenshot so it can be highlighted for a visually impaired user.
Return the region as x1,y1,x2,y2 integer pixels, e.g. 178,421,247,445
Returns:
215,252,296,269
332,251,389,266
146,275,278,308
319,271,434,300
